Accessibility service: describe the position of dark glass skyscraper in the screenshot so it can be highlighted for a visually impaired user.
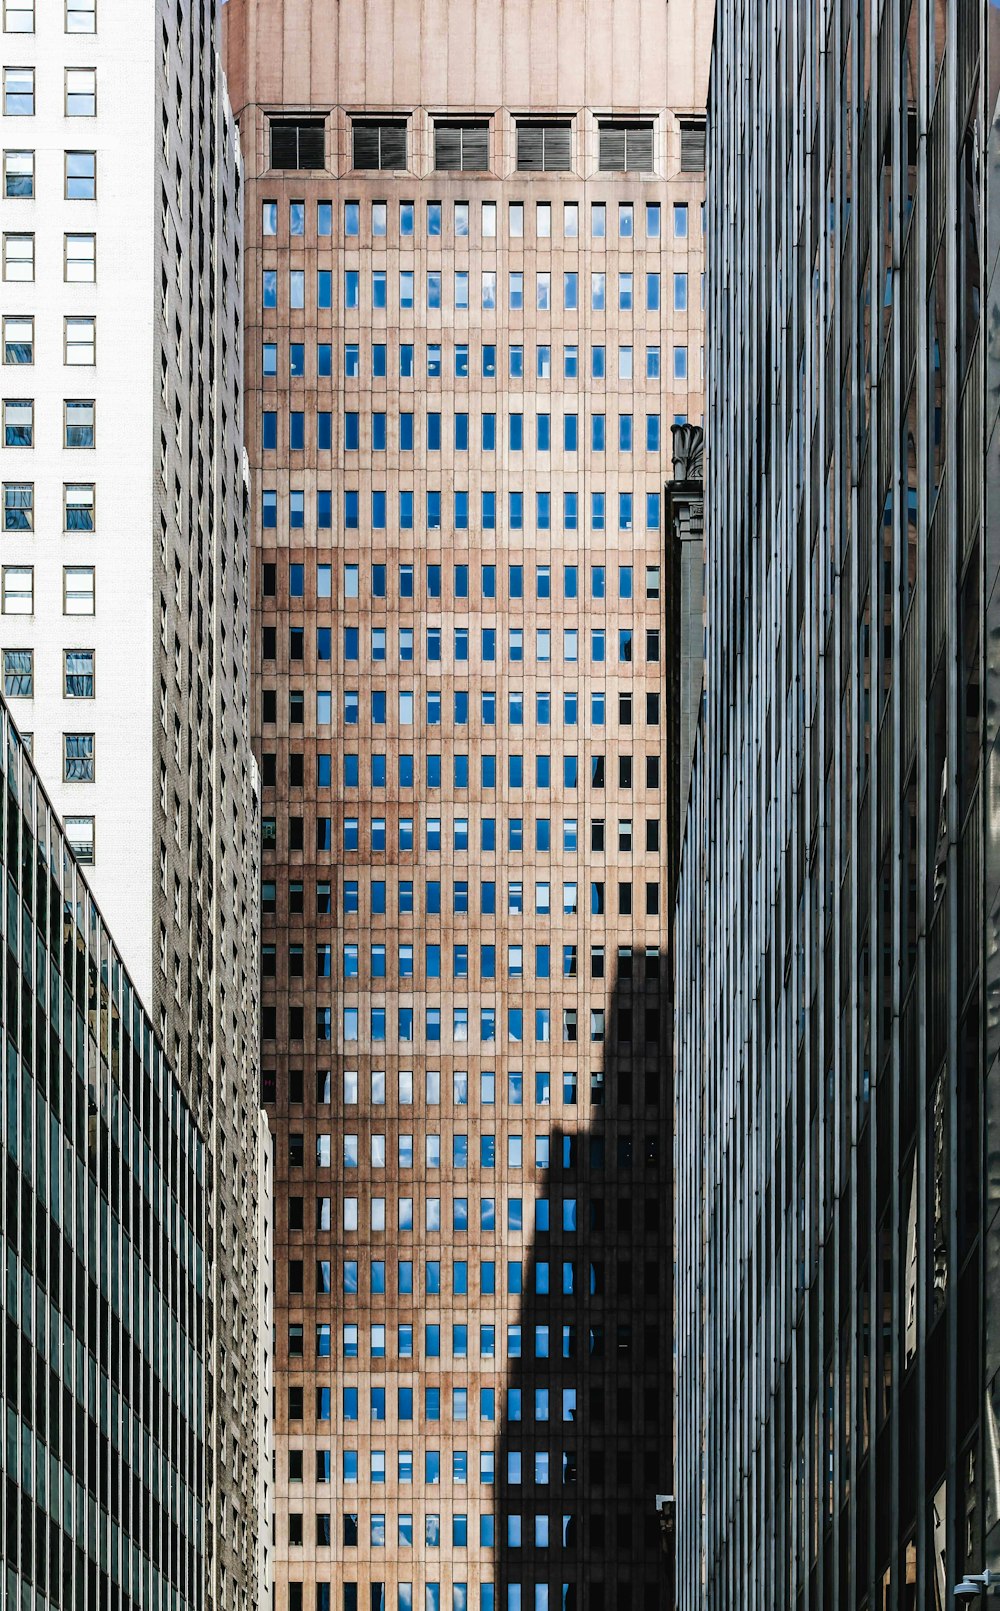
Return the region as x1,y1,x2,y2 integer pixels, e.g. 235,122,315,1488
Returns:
0,698,207,1608
676,2,1000,1606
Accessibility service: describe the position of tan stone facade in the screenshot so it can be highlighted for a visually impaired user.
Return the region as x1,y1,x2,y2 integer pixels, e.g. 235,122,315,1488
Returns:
223,5,710,1608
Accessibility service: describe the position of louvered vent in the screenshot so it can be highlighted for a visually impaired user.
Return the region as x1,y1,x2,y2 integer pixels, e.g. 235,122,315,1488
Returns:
434,123,490,170
516,122,572,171
352,121,408,170
680,120,706,171
599,123,654,172
269,119,326,170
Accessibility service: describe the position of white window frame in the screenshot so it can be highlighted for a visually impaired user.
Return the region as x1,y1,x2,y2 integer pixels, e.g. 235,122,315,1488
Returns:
64,231,95,282
63,731,94,781
65,0,96,32
3,231,34,281
2,66,33,112
2,646,32,695
63,647,94,697
64,315,95,365
2,314,32,363
3,395,32,446
3,0,34,31
62,564,95,615
64,398,94,447
3,480,32,529
3,147,33,196
64,67,96,116
63,481,94,531
2,564,33,613
63,815,95,863
64,148,96,198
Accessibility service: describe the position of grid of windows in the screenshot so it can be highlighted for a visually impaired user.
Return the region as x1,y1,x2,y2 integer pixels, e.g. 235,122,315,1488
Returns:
0,49,101,765
248,62,705,1611
2,9,268,1607
0,702,206,1606
676,1,994,1608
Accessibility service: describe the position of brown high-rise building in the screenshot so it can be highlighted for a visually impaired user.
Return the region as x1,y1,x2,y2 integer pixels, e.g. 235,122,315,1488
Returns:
222,5,710,1609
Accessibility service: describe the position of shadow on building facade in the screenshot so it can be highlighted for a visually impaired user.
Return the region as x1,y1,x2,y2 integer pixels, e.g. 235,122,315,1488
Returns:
496,956,674,1611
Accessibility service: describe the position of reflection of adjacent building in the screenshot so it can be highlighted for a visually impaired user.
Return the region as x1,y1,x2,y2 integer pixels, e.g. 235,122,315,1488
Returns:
0,697,207,1604
222,2,712,1608
675,3,995,1608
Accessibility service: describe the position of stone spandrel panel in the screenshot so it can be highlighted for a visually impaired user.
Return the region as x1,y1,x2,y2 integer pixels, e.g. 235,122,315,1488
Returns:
223,4,712,1603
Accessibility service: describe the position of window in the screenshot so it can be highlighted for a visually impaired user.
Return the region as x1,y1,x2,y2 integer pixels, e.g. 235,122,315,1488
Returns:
65,316,96,364
64,482,94,530
66,0,95,29
65,68,96,115
434,122,488,170
63,565,94,614
64,399,94,446
516,122,571,171
599,122,654,171
2,647,31,694
680,118,706,171
3,149,32,196
3,232,33,280
353,120,407,170
3,1,33,31
3,67,32,113
65,149,95,197
1,564,31,612
3,316,31,363
3,481,31,528
63,731,94,780
269,118,325,170
64,232,96,281
3,397,30,446
63,648,94,697
64,816,94,863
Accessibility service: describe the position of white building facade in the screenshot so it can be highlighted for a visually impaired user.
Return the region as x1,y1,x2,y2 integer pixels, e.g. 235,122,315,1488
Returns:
0,4,270,1608
0,0,158,966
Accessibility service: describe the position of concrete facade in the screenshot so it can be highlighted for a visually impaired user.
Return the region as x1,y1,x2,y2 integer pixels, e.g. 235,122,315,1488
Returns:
223,3,711,1609
0,3,268,1606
